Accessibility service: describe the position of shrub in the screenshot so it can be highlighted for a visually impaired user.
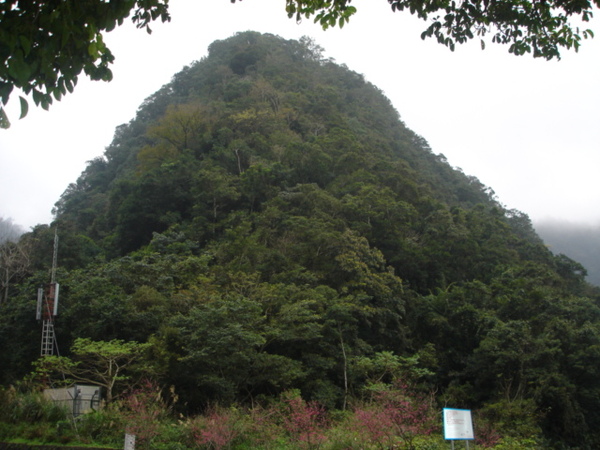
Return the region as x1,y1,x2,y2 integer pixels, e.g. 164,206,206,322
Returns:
0,386,68,424
188,406,247,450
120,380,171,449
244,404,287,449
350,382,438,450
280,391,329,449
74,407,124,445
477,398,542,441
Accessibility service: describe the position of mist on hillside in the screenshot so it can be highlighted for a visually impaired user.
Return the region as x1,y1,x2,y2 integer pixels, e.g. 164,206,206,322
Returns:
0,217,24,244
535,220,600,287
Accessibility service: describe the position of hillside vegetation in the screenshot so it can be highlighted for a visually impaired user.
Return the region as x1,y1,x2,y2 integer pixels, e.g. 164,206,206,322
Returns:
2,32,600,448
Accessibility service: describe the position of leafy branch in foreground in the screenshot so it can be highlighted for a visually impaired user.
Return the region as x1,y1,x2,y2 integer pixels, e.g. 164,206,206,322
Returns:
276,0,596,59
0,0,170,128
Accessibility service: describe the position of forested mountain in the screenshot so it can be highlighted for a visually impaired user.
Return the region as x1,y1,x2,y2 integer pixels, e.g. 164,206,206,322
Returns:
2,32,600,448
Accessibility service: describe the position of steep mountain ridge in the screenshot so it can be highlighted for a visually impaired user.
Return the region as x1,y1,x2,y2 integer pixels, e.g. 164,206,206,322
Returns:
53,32,530,285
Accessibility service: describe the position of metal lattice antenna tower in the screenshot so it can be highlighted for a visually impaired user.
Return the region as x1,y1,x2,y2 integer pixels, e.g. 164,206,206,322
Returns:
39,227,60,356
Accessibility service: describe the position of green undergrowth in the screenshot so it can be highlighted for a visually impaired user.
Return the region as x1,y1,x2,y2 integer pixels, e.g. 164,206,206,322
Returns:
0,383,542,449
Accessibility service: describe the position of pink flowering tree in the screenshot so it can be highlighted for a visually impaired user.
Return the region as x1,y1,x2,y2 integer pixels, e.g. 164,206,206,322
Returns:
280,391,329,449
190,407,244,450
120,380,167,449
351,382,438,449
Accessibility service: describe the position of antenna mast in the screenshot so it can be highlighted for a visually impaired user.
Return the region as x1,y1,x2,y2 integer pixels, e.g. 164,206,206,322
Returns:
51,227,58,284
36,227,60,356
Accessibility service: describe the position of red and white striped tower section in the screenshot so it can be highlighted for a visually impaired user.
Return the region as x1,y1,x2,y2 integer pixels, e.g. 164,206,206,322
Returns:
36,229,59,356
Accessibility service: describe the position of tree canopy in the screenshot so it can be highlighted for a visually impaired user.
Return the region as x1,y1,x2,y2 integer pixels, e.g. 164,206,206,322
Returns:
0,0,170,128
1,0,597,127
36,338,151,403
282,0,597,59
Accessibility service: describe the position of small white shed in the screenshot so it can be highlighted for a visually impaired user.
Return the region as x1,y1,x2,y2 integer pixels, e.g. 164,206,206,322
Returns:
44,384,102,417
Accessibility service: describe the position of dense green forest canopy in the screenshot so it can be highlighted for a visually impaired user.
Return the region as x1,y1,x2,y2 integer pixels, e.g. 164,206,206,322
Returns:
2,32,600,448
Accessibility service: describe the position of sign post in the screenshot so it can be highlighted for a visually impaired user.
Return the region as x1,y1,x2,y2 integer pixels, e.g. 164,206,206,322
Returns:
443,408,474,449
124,433,136,450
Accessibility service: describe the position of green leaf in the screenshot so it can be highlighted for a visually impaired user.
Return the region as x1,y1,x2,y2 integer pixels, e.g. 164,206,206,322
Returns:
0,82,13,105
7,51,32,85
32,90,43,106
0,107,10,129
19,36,32,55
41,95,52,111
88,42,98,57
65,79,75,94
18,96,29,120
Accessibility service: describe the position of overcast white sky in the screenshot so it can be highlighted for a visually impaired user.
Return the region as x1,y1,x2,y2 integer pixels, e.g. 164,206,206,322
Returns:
1,0,599,231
